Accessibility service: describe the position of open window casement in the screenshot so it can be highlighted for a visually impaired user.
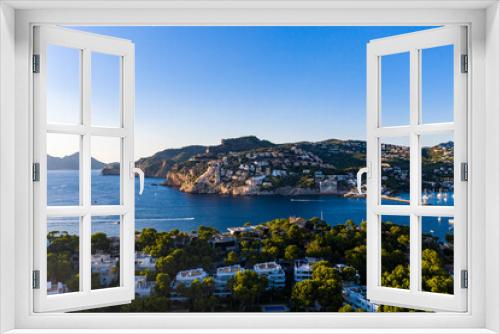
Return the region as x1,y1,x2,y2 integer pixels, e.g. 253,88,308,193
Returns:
33,26,137,312
365,26,468,312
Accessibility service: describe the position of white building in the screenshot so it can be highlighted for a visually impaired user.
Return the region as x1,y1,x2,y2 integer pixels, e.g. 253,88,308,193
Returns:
135,275,156,297
214,265,242,296
245,175,266,188
47,281,67,295
209,235,238,252
319,179,338,194
342,285,378,312
227,226,254,235
91,253,119,288
254,262,286,290
135,252,156,272
294,258,318,282
172,268,208,289
335,263,360,284
272,169,287,177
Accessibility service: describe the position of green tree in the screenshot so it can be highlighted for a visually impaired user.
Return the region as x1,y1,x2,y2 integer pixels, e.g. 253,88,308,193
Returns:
305,238,331,259
298,176,315,189
382,264,410,289
155,273,171,296
119,296,171,312
225,251,239,265
91,232,111,254
261,244,280,260
136,228,158,252
338,304,354,312
421,249,453,294
339,266,358,283
66,273,79,292
197,226,219,240
345,244,367,283
228,270,267,311
47,252,74,285
311,261,336,281
141,269,156,282
311,262,344,311
317,278,343,311
176,277,217,312
291,280,317,311
284,244,300,261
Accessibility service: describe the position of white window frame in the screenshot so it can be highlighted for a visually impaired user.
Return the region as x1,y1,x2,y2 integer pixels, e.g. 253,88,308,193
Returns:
366,26,468,312
32,25,136,312
0,1,499,333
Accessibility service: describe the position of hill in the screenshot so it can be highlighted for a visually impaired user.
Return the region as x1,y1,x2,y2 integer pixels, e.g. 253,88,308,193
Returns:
48,153,106,170
135,136,277,178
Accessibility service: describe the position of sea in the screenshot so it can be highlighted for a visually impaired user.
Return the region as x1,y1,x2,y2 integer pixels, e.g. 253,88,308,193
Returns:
47,170,454,241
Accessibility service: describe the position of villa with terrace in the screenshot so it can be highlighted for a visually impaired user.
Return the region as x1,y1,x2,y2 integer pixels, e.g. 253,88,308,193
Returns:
342,285,378,312
170,268,209,301
91,253,119,288
214,264,242,296
253,262,286,290
294,258,318,282
171,268,208,289
135,275,156,297
134,252,156,272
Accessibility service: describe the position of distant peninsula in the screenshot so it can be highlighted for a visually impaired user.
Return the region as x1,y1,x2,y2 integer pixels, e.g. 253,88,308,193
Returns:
98,135,453,197
162,136,366,196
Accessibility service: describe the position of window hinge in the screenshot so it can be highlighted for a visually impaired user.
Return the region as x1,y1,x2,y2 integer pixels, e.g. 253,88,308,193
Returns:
461,162,468,182
33,162,40,182
32,270,40,289
461,54,468,73
461,270,468,289
32,54,40,73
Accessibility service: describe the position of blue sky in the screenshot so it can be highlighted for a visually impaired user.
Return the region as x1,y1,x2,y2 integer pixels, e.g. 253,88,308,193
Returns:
47,26,453,161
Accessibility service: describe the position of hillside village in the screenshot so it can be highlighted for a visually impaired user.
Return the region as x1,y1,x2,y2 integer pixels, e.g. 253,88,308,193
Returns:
161,136,454,196
165,141,362,195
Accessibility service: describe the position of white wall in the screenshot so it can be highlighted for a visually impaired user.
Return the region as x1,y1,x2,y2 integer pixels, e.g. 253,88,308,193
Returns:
485,2,500,333
0,2,16,333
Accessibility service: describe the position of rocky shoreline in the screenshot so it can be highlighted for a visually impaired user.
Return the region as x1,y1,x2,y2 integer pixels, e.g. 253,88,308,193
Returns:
163,169,349,196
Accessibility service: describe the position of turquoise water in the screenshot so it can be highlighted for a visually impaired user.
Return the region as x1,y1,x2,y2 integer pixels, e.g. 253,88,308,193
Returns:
47,170,453,240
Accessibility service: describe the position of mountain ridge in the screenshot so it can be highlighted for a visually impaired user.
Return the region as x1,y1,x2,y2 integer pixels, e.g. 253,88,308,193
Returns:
48,153,106,170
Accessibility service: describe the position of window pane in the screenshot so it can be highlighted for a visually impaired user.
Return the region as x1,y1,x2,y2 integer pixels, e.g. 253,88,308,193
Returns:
91,215,121,290
91,136,121,205
46,45,81,125
380,52,410,127
421,216,454,294
91,52,121,128
380,137,410,205
421,45,454,124
381,215,410,290
47,217,80,294
421,133,454,206
47,133,80,206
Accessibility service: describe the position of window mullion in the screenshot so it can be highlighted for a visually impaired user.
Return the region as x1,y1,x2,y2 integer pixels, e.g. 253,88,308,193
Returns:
409,48,422,292
81,48,92,293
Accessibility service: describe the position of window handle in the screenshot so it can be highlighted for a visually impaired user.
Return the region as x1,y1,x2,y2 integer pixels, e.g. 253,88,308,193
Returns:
357,167,369,195
132,166,145,195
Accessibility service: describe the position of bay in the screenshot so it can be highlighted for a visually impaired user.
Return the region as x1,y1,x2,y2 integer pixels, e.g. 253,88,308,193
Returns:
47,170,453,240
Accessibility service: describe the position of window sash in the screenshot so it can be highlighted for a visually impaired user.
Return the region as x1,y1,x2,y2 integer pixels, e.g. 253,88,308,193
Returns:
32,25,136,312
366,26,468,312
